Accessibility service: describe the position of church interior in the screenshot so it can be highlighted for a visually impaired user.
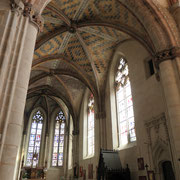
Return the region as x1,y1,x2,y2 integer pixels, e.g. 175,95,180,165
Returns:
0,0,180,180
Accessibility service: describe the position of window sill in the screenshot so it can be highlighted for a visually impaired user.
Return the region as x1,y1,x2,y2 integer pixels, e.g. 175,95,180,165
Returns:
83,154,94,160
115,141,137,151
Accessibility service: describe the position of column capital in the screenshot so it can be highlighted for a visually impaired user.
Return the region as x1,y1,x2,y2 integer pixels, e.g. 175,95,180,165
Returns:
154,47,180,68
10,0,24,15
23,2,44,32
10,0,44,32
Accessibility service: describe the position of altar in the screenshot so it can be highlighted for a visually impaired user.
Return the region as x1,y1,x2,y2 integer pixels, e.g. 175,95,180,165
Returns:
20,167,46,179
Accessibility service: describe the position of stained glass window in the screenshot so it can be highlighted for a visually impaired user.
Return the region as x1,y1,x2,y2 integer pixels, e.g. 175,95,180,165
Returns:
26,110,44,167
87,94,95,156
52,111,66,167
115,58,136,147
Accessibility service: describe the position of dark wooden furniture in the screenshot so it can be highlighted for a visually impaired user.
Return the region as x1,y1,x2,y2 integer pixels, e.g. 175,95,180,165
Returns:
97,149,131,180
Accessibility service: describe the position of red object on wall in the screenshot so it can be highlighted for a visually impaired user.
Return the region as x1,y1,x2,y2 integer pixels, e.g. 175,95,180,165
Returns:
88,164,93,179
79,166,83,177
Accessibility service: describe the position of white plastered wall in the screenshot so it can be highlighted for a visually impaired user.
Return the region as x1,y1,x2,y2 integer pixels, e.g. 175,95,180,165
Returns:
105,39,170,180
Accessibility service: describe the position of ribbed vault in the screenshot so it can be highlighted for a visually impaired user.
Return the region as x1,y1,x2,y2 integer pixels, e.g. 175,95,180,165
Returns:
27,0,180,130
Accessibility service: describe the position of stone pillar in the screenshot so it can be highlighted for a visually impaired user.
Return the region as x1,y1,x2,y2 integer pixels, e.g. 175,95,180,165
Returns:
0,1,43,179
72,129,79,166
170,1,180,31
155,47,180,179
95,111,107,150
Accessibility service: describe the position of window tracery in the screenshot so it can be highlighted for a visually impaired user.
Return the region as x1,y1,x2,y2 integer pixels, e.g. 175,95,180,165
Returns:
115,58,136,146
52,111,66,167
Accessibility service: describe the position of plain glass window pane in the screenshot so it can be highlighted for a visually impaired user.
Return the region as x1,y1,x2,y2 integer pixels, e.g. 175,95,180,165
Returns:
35,141,40,147
58,160,63,166
27,153,33,159
37,123,42,129
32,123,37,129
60,140,64,146
119,100,125,111
117,90,124,101
120,110,126,122
53,154,57,160
127,95,133,107
28,147,34,153
59,146,63,153
53,147,58,153
60,129,64,134
29,141,34,146
60,136,64,141
61,123,65,128
52,160,57,166
54,141,58,146
120,132,128,145
55,129,59,135
127,106,133,118
129,117,135,129
26,160,31,166
54,135,59,141
55,123,59,129
36,129,41,135
120,121,127,133
31,129,36,134
59,153,63,160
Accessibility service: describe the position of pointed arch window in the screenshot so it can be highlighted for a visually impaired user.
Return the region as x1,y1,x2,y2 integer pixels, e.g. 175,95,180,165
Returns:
87,94,95,156
115,58,136,147
26,110,44,167
52,111,66,167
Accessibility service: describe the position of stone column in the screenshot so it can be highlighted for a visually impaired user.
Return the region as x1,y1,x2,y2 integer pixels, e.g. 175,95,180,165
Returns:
0,1,43,179
72,129,79,168
155,47,180,180
95,111,107,150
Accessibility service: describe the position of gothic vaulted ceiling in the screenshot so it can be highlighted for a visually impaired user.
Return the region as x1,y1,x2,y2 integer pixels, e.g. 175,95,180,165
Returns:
27,0,157,121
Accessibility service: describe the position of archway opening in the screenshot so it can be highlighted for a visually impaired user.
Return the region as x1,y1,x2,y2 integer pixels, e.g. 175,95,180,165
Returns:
162,161,175,180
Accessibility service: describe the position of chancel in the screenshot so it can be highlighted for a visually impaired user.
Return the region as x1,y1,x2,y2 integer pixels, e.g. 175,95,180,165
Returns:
0,0,180,180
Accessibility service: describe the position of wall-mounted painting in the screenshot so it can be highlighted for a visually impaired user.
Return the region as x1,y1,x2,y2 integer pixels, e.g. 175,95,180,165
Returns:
137,157,145,170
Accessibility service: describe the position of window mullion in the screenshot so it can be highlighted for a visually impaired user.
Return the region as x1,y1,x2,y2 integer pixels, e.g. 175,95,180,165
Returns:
57,121,61,167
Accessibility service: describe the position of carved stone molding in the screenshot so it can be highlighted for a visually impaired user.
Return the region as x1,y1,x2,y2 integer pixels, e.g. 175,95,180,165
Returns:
145,113,166,129
10,0,44,32
10,0,24,15
145,113,169,142
154,47,180,68
23,2,44,32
